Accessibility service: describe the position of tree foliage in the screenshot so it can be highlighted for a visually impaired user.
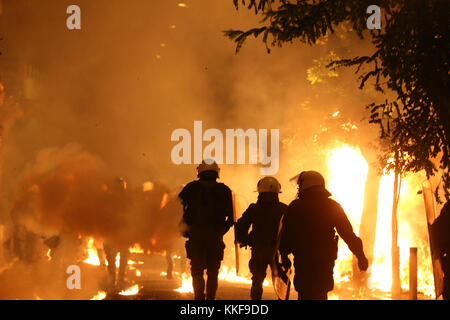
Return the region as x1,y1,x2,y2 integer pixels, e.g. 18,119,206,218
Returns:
226,0,450,201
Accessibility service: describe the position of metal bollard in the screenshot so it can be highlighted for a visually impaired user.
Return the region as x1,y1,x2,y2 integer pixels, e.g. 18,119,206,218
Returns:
409,247,418,300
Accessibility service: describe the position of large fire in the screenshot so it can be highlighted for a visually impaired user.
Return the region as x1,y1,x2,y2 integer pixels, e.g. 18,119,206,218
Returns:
368,174,435,297
327,145,368,284
83,238,101,266
326,144,435,299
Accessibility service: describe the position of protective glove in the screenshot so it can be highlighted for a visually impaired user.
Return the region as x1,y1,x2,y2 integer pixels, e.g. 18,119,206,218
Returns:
358,255,369,272
182,229,190,238
235,237,249,248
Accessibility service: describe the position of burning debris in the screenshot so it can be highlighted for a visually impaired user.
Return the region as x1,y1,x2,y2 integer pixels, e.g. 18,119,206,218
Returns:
175,273,194,294
118,284,141,296
174,266,269,295
90,291,107,300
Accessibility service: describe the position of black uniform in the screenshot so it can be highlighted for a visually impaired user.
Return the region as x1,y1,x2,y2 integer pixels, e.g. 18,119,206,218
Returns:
432,200,450,300
236,192,287,300
104,180,131,291
179,171,234,300
103,241,130,289
279,186,367,300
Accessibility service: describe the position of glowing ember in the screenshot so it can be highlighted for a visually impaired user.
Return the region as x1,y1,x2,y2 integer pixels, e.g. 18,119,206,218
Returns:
119,284,140,296
142,181,154,192
160,193,169,209
116,253,120,268
91,291,107,300
46,249,51,261
136,270,141,277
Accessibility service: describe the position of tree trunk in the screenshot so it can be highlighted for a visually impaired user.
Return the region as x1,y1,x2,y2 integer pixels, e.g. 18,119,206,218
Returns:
391,169,401,299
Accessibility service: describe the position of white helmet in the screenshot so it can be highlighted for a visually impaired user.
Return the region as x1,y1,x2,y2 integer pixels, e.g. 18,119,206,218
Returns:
257,176,282,193
197,159,220,176
296,171,326,193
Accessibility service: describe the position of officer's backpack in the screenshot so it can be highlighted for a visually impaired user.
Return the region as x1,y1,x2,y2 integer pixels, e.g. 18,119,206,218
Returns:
184,180,228,231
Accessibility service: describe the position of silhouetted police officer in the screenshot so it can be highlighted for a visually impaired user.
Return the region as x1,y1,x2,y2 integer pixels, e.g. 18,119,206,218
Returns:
179,160,234,300
103,177,131,292
236,176,287,300
432,200,450,300
280,171,368,300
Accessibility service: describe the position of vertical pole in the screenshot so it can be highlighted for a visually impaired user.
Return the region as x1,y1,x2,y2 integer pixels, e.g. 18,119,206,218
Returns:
409,247,418,300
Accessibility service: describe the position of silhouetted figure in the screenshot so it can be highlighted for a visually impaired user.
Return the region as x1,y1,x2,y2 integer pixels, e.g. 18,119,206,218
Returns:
9,188,41,264
280,171,368,300
104,242,129,290
432,200,450,300
11,224,38,263
103,177,131,292
179,160,234,300
159,190,185,279
94,238,105,267
236,176,287,300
